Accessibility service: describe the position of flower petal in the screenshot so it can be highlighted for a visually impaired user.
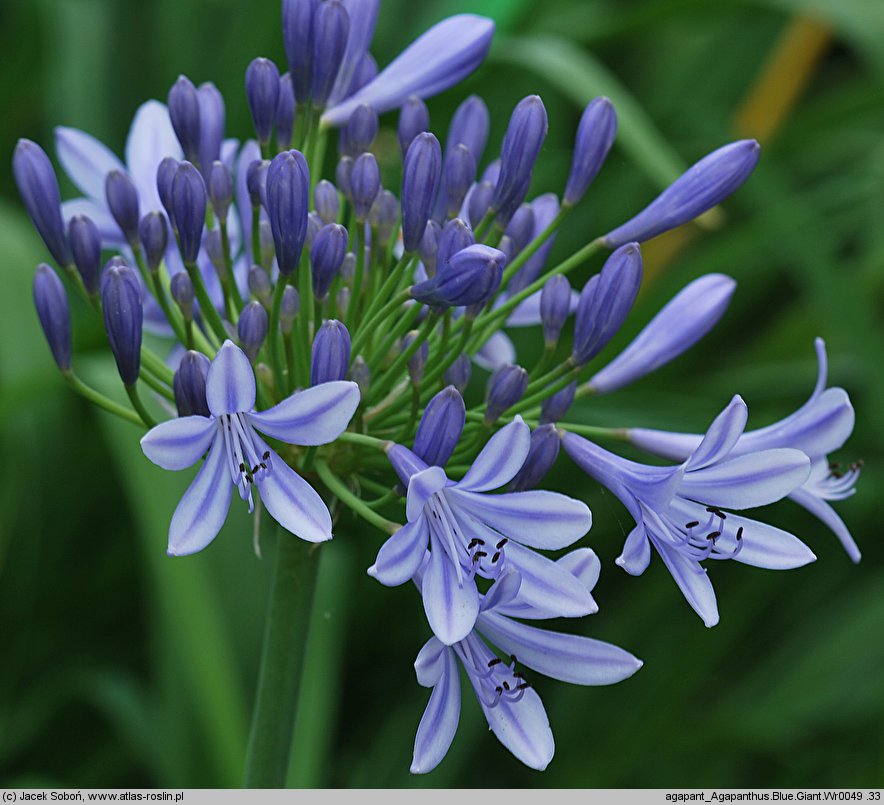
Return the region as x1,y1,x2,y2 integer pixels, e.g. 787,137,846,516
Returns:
126,100,182,213
255,442,333,543
422,535,480,645
686,395,747,471
414,635,448,687
478,610,643,685
206,340,257,416
473,330,516,371
499,541,596,618
480,570,522,613
557,547,601,594
321,15,495,126
248,381,360,446
680,448,810,509
407,466,449,521
368,517,429,586
55,126,126,201
449,488,591,549
167,436,233,556
790,486,861,563
616,522,652,575
456,416,530,492
411,646,461,775
140,415,217,470
61,198,126,246
653,539,719,627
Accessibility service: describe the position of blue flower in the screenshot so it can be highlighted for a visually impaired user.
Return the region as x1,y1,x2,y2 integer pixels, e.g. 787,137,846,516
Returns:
369,416,594,645
627,339,861,562
141,341,360,555
562,395,815,627
410,552,642,773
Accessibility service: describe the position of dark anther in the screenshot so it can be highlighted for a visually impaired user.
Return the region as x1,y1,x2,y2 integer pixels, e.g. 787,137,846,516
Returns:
260,462,267,469
491,552,501,564
496,539,509,549
706,531,721,542
239,462,246,472
510,654,518,664
487,658,502,668
502,681,510,691
495,685,503,695
262,451,270,460
736,527,744,541
472,551,487,562
468,538,484,549
685,521,699,529
516,682,530,690
513,671,524,679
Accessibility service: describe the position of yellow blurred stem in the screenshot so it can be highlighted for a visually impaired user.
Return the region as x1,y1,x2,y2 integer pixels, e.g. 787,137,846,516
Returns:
644,14,831,283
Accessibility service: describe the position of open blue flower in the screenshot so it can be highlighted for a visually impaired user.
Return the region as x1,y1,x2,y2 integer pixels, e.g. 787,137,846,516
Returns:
627,338,861,562
141,341,359,555
369,416,594,645
562,395,815,627
410,550,642,773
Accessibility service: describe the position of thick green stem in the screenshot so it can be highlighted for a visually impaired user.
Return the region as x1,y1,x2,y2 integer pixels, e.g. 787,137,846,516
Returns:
315,461,400,534
64,372,143,427
243,531,322,788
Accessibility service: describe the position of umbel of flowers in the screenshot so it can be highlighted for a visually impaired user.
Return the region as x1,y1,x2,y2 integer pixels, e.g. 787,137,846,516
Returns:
16,0,861,782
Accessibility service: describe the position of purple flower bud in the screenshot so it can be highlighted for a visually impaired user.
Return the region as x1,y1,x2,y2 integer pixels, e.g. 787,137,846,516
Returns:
492,96,548,217
282,0,319,104
238,301,269,362
248,265,272,306
346,104,378,154
100,263,143,386
495,173,532,229
156,157,178,227
411,243,504,308
335,285,350,316
266,150,310,276
350,152,380,220
443,352,471,392
336,156,354,200
311,319,351,384
398,95,429,157
138,212,169,275
340,251,356,282
369,189,398,246
401,132,442,252
198,82,226,175
306,211,324,252
436,217,475,267
311,223,348,299
311,0,350,108
413,386,465,468
564,96,617,207
276,72,297,150
504,203,535,254
602,140,761,248
246,159,270,208
442,144,476,219
588,273,736,394
508,193,559,294
314,179,340,225
346,52,378,98
540,381,575,425
33,264,72,371
448,95,490,165
171,162,207,265
280,285,301,333
173,350,211,417
168,76,202,165
572,242,643,366
207,161,234,221
170,272,195,320
509,424,560,491
204,230,225,273
485,364,528,423
402,330,429,384
349,354,370,394
418,219,441,276
540,275,571,347
68,215,101,293
246,58,281,146
467,180,495,228
105,170,140,245
13,139,71,266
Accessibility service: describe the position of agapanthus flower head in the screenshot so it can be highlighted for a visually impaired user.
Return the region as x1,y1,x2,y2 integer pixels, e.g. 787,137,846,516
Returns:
141,341,359,554
563,395,815,626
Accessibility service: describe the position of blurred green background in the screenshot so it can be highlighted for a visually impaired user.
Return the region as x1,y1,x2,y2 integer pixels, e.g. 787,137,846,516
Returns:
2,0,883,789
